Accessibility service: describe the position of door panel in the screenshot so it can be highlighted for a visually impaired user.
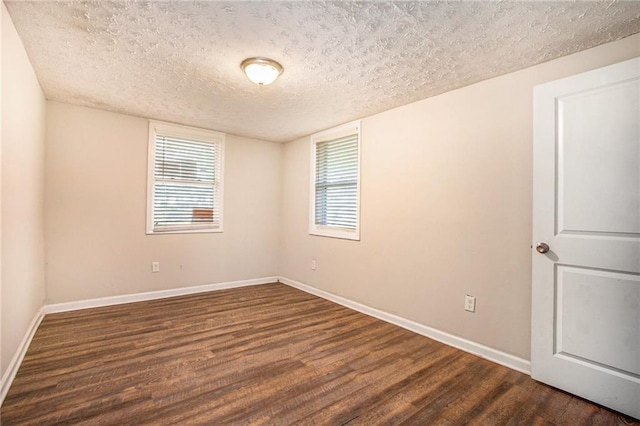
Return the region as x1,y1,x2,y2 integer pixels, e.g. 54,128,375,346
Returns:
557,265,639,376
558,79,640,235
532,57,640,419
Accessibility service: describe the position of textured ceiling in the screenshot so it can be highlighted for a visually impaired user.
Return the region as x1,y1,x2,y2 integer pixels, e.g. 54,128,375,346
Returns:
5,1,640,142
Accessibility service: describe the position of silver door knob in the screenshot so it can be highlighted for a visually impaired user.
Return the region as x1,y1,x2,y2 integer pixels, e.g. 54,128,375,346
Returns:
536,242,550,254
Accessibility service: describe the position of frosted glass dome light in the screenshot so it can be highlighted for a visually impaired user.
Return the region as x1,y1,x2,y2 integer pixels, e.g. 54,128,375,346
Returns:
241,57,284,85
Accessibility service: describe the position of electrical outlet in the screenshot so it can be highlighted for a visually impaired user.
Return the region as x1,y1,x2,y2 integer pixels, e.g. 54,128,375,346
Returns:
464,295,476,312
311,259,317,270
152,261,160,273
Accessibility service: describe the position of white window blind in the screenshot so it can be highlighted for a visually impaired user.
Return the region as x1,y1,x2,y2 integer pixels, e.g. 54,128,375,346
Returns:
147,122,224,234
310,121,360,240
315,134,358,229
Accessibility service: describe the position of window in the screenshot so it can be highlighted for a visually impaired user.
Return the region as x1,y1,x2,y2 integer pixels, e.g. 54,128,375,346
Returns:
310,120,361,240
147,121,225,234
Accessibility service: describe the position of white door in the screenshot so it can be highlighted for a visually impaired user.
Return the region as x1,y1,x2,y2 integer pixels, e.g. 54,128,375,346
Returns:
532,57,640,419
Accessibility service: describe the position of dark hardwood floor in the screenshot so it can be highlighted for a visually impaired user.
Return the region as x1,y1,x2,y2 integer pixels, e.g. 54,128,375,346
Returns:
1,283,637,425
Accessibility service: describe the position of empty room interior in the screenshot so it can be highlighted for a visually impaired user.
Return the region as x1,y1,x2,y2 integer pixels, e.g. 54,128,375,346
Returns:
1,1,640,424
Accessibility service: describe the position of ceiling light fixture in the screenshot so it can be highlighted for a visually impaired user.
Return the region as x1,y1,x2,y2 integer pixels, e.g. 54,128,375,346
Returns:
241,57,283,85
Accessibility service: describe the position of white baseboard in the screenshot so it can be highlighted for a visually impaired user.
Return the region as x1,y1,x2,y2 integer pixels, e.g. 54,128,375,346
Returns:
44,276,279,314
278,276,531,375
0,308,46,406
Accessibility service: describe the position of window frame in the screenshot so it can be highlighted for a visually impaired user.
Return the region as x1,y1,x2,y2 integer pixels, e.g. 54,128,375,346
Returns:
146,120,225,235
309,120,361,241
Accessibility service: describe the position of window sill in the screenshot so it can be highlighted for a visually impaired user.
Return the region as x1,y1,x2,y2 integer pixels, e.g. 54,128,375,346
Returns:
309,227,360,241
146,227,223,235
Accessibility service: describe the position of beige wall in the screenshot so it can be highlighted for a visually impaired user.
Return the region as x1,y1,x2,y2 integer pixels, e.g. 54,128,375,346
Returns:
1,4,47,377
45,102,281,303
280,34,640,361
0,2,3,379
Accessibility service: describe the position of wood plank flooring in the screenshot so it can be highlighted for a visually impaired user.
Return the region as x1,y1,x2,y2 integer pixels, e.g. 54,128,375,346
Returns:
1,283,637,425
